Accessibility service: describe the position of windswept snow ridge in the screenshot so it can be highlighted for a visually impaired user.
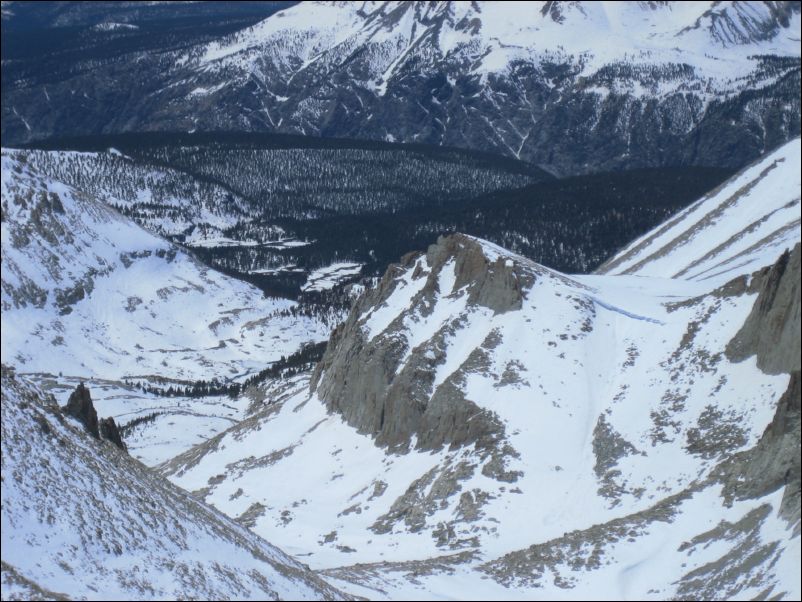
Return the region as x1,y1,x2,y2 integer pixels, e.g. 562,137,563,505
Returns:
599,137,802,282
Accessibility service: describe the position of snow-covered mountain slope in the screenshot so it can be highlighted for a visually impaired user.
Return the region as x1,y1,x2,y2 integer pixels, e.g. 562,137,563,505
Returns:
0,148,329,380
0,148,335,463
159,139,801,599
199,0,800,80
3,2,799,174
9,148,260,240
599,137,802,281
0,367,349,600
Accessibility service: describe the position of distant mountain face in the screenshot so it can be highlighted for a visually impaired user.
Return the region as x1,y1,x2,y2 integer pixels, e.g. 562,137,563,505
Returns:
2,1,800,175
158,140,800,598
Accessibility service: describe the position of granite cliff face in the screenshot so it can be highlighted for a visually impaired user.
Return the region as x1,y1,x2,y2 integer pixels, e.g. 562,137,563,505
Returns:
727,243,801,374
311,234,533,452
720,243,801,528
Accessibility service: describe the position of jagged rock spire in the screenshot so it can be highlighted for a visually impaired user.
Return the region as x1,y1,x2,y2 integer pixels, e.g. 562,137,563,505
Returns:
62,382,99,439
62,382,126,451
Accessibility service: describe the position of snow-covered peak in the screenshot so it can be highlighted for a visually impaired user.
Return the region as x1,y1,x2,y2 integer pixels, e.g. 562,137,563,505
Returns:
195,0,800,82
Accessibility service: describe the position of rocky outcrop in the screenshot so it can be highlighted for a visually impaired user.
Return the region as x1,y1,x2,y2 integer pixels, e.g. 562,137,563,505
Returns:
312,234,532,452
426,235,531,314
62,383,99,439
719,244,801,528
726,243,801,374
62,383,127,451
99,417,126,451
716,372,800,527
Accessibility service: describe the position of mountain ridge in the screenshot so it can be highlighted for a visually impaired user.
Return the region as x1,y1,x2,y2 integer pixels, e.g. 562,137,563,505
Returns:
0,366,350,600
2,1,799,175
156,138,801,599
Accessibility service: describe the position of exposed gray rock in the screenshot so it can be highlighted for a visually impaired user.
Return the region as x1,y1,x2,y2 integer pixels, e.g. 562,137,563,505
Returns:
62,383,127,452
61,383,99,439
426,234,531,314
726,243,801,374
312,234,530,452
99,417,126,451
1,560,70,602
685,405,748,461
672,505,784,601
718,244,801,529
592,414,643,503
480,444,523,483
371,461,476,535
480,486,697,589
715,372,801,528
320,550,477,592
236,502,267,529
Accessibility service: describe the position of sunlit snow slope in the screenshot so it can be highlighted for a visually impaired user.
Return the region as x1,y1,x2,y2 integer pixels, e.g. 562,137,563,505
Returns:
161,139,801,600
599,138,802,281
0,368,348,600
0,149,328,380
0,148,331,463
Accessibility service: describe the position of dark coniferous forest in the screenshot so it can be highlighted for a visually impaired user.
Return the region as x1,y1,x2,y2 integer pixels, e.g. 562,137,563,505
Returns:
20,132,732,300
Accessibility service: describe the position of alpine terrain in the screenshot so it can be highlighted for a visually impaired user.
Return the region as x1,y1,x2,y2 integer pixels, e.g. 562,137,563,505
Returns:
2,1,800,174
156,138,801,599
1,2,800,601
0,366,349,600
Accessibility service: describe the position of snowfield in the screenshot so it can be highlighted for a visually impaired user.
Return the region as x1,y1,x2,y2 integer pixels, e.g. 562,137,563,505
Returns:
599,139,802,282
0,149,333,380
302,262,364,292
0,369,349,600
1,149,333,462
